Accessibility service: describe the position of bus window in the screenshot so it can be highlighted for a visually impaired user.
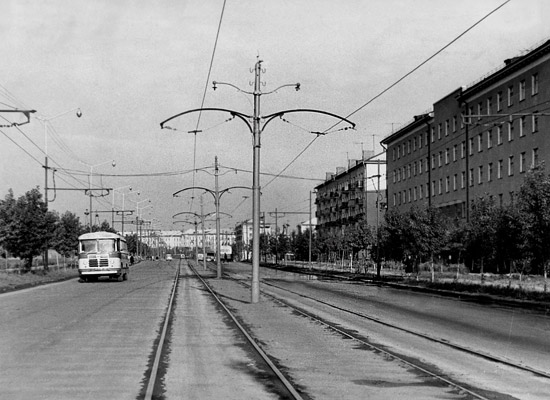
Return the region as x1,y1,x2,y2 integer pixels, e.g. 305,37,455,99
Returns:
98,239,115,253
80,240,98,253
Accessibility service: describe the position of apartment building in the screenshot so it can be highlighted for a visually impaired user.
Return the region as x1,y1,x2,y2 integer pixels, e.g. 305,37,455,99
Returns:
315,152,385,236
382,38,550,220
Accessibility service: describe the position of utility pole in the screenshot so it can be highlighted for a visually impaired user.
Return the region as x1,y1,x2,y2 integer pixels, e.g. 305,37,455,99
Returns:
161,60,355,303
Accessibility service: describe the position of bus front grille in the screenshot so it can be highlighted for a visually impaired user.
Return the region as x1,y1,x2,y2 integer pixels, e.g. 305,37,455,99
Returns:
89,258,109,268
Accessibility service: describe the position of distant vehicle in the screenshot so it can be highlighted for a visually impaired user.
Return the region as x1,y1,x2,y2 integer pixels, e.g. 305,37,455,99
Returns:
166,254,173,261
197,253,204,261
221,245,232,262
78,231,129,282
206,252,215,262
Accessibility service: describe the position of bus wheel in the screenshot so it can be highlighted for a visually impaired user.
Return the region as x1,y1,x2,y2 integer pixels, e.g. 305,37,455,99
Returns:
117,274,123,282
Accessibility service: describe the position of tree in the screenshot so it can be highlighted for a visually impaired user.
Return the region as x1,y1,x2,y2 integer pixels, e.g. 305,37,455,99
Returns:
517,164,550,275
0,188,56,271
51,211,84,259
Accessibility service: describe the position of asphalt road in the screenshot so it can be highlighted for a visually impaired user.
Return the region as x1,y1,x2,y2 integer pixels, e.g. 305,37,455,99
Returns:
213,262,550,399
0,261,178,400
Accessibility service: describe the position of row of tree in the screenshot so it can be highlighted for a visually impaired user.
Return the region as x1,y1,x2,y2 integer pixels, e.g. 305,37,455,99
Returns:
4,164,550,275
0,187,143,271
256,165,550,276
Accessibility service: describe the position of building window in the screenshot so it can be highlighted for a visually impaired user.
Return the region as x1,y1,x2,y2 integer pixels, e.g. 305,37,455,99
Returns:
445,176,450,193
438,179,442,195
469,169,474,187
393,194,396,207
438,123,442,140
407,164,411,178
532,148,539,168
392,170,396,183
508,85,514,106
407,140,411,154
392,148,396,161
453,116,457,132
477,103,482,120
419,185,423,199
532,73,539,96
453,144,457,161
508,120,514,141
419,160,422,175
431,127,435,143
520,152,526,173
469,138,474,155
438,152,442,167
453,174,457,191
498,160,503,179
478,166,483,184
445,120,449,136
461,171,466,189
413,137,417,151
487,129,493,149
445,148,449,164
519,80,526,101
519,116,526,137
487,97,492,115
477,133,483,152
397,146,400,159
461,142,466,158
497,125,503,145
431,181,436,197
497,91,502,111
488,163,493,182
532,112,539,133
408,189,411,203
508,156,514,176
413,186,417,201
431,154,436,170
419,134,422,149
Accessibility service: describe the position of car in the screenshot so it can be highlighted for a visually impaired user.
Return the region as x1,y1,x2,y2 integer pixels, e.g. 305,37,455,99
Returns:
166,254,173,261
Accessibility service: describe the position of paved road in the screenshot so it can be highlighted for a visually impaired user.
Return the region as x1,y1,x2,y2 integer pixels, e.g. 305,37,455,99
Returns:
214,262,550,399
0,262,177,400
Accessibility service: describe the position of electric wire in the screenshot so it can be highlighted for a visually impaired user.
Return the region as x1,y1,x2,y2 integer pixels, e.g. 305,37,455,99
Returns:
189,0,227,212
263,0,512,190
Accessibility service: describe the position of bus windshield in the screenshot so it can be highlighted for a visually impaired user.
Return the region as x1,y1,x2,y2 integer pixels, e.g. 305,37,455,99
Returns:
80,239,116,253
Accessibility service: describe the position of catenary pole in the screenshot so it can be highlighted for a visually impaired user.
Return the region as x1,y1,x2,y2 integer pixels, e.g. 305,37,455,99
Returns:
251,60,262,303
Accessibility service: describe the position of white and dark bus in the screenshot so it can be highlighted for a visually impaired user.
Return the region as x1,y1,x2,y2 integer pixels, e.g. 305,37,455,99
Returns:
78,232,130,282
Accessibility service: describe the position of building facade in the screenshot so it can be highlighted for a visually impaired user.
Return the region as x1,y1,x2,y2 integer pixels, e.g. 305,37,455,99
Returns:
382,38,550,220
234,218,272,261
315,152,386,236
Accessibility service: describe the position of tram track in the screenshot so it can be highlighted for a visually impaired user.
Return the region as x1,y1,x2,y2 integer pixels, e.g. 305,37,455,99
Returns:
260,279,550,380
187,261,305,400
216,266,548,400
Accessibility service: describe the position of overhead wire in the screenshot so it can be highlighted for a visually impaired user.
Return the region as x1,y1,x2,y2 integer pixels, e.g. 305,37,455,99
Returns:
262,0,512,190
187,0,227,213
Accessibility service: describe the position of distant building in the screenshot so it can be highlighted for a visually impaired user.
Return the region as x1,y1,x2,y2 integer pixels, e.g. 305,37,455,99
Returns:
315,151,386,236
234,218,272,261
381,38,550,221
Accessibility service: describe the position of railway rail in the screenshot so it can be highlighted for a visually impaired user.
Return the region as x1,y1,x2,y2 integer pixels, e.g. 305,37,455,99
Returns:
211,263,549,400
142,260,305,400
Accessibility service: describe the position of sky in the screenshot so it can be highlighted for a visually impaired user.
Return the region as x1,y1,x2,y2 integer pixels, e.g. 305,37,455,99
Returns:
2,0,550,233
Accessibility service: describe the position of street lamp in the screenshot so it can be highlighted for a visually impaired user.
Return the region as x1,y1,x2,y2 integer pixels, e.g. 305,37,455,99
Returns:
173,162,251,277
161,60,355,303
34,107,81,269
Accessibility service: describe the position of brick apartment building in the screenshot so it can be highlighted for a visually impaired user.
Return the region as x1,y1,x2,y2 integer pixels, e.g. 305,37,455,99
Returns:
382,38,550,221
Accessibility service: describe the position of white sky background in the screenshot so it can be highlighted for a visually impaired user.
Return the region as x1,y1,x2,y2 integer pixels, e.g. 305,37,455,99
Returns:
1,0,550,232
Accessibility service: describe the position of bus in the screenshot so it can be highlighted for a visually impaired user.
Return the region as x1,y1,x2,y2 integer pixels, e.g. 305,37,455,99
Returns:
78,232,130,282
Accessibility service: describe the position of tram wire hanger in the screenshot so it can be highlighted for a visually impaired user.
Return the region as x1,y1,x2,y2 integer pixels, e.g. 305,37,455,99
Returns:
160,59,356,303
